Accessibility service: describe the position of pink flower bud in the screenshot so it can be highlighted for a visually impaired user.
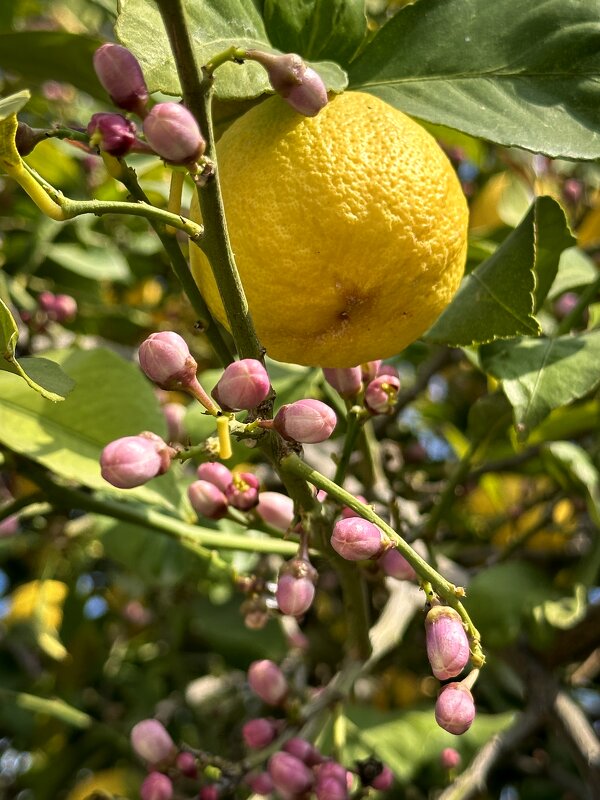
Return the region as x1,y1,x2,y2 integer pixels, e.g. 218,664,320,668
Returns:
440,747,461,770
425,606,470,681
197,461,233,492
176,751,197,777
226,472,260,511
554,292,579,320
316,762,351,786
93,43,149,116
199,786,219,800
162,402,186,442
435,683,476,735
130,719,176,765
330,517,386,561
38,291,56,313
364,375,400,415
188,480,228,520
268,752,314,795
100,432,173,488
213,359,270,411
276,557,318,617
274,399,337,444
377,363,400,380
143,102,205,165
283,738,323,766
138,331,197,391
140,771,173,800
361,361,381,382
248,659,288,705
245,772,274,795
378,548,417,581
87,112,136,156
247,51,328,117
257,491,295,531
316,774,348,800
322,367,362,398
340,494,368,519
242,717,278,749
52,294,78,323
370,766,393,791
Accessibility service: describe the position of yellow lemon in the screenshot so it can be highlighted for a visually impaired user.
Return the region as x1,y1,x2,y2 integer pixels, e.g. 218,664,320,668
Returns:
191,91,468,367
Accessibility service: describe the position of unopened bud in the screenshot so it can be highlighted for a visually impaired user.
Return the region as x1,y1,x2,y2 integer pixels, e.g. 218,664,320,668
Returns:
323,367,362,398
365,374,400,414
226,472,259,510
378,548,417,581
197,461,233,492
138,331,197,390
38,291,77,322
162,402,186,442
212,359,270,411
256,491,295,531
130,719,176,765
244,772,274,796
143,102,205,165
268,752,314,795
242,717,278,749
140,771,173,800
93,43,149,116
100,432,173,488
378,363,400,380
188,479,228,520
248,50,328,117
357,758,392,790
87,112,136,156
176,751,197,778
276,558,318,617
331,517,387,561
248,659,287,705
361,361,381,382
370,766,393,791
315,762,350,800
440,747,461,770
425,606,470,681
199,785,219,800
435,683,476,735
283,738,323,766
274,399,337,444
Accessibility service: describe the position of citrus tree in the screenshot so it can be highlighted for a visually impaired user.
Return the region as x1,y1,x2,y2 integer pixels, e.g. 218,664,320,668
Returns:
0,1,599,798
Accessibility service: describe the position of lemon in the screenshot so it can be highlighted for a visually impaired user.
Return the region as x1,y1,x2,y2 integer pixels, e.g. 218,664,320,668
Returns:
191,92,468,367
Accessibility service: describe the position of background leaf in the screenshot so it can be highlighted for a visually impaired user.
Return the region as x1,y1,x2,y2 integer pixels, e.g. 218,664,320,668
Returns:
480,331,600,438
0,90,30,120
547,247,599,301
47,243,131,283
347,0,600,159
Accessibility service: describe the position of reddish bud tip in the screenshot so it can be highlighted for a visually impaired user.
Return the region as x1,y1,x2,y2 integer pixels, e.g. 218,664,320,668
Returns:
138,331,197,391
370,765,393,791
130,719,176,765
93,43,149,116
440,747,461,770
322,367,362,398
242,717,278,749
364,374,401,415
244,772,274,796
188,480,228,520
256,491,295,531
213,359,270,411
331,517,386,561
248,659,288,705
274,399,337,444
378,548,417,581
268,752,314,795
425,606,470,681
226,472,260,511
435,683,476,735
176,751,198,778
197,462,234,492
199,785,219,800
140,771,173,800
100,433,172,488
87,112,136,156
283,738,323,766
38,291,77,322
143,102,205,164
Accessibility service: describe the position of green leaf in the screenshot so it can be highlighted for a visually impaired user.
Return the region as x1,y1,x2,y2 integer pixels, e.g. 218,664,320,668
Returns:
0,90,30,120
0,348,184,511
548,247,599,301
425,198,562,346
47,243,131,282
542,441,600,528
262,0,367,65
480,330,600,439
116,0,346,100
0,32,104,100
0,298,74,401
532,201,575,310
347,0,600,159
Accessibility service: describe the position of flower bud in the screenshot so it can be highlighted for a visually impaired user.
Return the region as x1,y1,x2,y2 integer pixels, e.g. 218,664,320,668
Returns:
199,786,219,800
87,112,136,156
440,747,461,770
162,402,186,442
38,291,56,313
268,752,314,795
226,472,260,510
283,738,322,766
138,331,197,391
276,558,318,617
315,762,350,800
340,494,368,519
248,50,328,117
176,751,197,778
248,659,287,705
435,683,476,735
100,432,173,488
143,102,205,165
377,363,400,380
188,480,228,520
93,43,149,116
274,399,336,444
197,461,233,492
242,717,278,749
322,367,362,398
378,548,417,581
213,359,270,411
364,374,400,415
330,517,386,561
52,294,78,323
554,291,579,320
425,606,470,681
244,772,274,796
257,491,295,531
140,771,173,800
356,758,392,790
370,766,393,791
361,361,381,382
130,719,176,766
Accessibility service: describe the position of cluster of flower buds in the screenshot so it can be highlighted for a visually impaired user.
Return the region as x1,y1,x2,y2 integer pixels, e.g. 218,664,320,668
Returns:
323,360,401,416
245,50,328,117
188,462,261,518
100,431,176,489
37,291,78,324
